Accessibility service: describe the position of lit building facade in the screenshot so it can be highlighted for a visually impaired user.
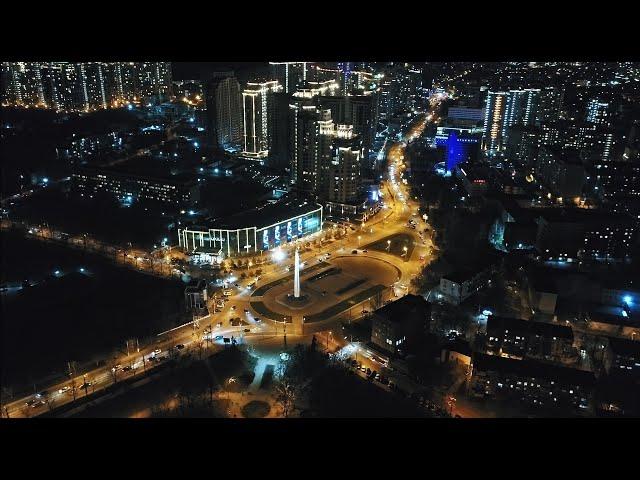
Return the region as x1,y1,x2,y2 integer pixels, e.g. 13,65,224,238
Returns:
1,62,173,112
178,199,323,258
72,167,199,207
241,80,282,159
482,89,540,156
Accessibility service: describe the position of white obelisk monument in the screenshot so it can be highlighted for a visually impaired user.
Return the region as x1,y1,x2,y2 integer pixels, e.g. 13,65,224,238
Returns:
294,248,301,298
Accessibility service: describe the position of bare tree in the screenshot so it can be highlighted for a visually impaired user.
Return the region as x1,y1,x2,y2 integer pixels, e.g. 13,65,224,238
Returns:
43,391,55,412
1,386,13,418
275,381,297,418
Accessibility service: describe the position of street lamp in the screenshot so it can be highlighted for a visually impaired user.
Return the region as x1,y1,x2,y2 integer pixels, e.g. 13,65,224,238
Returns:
402,246,408,257
387,240,391,251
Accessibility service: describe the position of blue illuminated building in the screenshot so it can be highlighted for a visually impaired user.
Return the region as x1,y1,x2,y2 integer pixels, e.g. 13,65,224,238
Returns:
435,129,480,173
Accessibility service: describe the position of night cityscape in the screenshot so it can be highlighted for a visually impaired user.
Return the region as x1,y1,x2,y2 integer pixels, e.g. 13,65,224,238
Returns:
3,59,640,421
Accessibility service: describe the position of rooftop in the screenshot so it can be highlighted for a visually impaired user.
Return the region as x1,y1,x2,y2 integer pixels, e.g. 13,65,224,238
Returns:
487,315,574,340
193,197,322,231
473,352,596,387
373,294,431,324
607,337,640,357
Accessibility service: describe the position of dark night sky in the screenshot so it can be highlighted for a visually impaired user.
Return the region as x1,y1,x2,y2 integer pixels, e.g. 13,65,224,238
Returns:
172,62,269,83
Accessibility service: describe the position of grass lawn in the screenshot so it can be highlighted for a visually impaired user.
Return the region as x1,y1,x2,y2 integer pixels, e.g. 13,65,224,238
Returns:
362,233,415,262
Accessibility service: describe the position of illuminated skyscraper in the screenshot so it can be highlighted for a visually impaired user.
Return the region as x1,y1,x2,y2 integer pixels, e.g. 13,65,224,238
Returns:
2,62,173,111
269,62,307,94
289,102,334,195
205,73,242,150
241,80,282,159
483,89,540,156
328,125,362,204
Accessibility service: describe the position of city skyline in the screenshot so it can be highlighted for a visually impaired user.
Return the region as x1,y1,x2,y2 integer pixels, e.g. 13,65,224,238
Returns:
2,60,639,422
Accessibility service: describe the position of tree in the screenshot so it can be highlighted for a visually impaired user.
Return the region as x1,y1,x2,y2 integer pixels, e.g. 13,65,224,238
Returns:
275,381,297,418
42,391,55,412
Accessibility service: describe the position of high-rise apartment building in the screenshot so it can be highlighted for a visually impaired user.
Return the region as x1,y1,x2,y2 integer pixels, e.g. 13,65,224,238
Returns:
241,80,282,159
328,125,362,204
289,102,334,196
204,73,243,150
269,62,308,94
483,89,540,156
1,62,173,112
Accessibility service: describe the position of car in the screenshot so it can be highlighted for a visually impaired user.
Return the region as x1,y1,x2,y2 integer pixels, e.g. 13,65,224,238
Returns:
375,373,381,381
153,349,161,355
243,328,250,333
254,318,261,323
231,305,236,310
247,283,255,289
366,368,371,375
216,322,223,328
351,250,358,254
35,390,49,398
122,365,132,372
25,399,37,407
362,249,368,253
175,344,185,350
147,355,156,362
58,386,71,394
79,382,92,390
244,309,249,313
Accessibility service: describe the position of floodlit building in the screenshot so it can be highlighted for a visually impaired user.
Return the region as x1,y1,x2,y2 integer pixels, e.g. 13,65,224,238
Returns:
178,198,322,258
241,80,282,159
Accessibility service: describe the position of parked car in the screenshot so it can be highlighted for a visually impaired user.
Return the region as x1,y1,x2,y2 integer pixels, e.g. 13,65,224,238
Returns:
243,329,250,333
352,249,358,254
153,349,161,355
58,386,71,394
254,318,261,323
122,366,132,372
175,344,185,350
214,335,224,341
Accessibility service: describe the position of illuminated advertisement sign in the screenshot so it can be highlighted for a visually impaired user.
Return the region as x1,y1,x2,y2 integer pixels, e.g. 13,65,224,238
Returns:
263,230,269,249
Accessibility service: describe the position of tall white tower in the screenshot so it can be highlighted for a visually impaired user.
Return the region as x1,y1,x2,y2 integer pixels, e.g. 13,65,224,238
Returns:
294,248,301,298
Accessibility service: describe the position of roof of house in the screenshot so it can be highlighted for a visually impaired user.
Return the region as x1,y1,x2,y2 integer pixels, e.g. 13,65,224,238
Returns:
373,294,431,324
607,337,640,357
472,353,595,387
486,315,574,340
